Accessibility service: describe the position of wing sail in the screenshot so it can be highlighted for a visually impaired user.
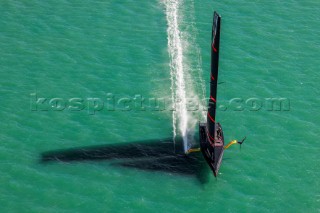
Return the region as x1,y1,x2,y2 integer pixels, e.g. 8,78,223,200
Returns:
207,11,221,143
199,11,224,177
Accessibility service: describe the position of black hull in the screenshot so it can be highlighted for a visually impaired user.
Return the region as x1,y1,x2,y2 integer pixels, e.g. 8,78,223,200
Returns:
199,123,224,176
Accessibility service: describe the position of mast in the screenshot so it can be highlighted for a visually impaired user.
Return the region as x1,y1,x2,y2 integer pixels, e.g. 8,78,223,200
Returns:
207,12,221,143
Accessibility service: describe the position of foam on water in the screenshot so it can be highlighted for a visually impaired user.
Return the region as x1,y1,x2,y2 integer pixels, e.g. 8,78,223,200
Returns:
163,0,189,152
163,0,206,152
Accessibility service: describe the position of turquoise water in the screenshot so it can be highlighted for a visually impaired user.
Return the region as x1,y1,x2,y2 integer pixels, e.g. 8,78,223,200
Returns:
1,0,319,212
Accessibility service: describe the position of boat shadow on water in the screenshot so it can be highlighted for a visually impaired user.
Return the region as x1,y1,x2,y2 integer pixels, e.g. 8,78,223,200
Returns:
40,138,211,184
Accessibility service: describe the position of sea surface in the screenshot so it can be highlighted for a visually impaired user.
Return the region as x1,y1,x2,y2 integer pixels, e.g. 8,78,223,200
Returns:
1,0,319,212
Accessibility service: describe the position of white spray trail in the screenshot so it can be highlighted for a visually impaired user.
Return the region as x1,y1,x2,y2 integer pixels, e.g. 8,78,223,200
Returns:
163,0,189,152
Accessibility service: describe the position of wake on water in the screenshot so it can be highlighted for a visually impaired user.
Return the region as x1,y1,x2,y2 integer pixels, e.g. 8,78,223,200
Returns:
162,0,206,153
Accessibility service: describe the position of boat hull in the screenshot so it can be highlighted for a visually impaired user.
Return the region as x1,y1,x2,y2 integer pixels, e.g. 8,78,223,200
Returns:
199,122,224,176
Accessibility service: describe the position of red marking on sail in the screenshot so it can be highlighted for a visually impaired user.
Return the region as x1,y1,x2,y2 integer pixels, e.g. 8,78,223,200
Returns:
208,132,215,142
211,74,215,81
210,96,216,102
212,43,217,52
207,112,215,123
205,127,215,145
